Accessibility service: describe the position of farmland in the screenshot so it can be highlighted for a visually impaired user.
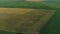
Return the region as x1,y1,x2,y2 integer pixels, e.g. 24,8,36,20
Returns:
0,8,56,34
0,0,59,34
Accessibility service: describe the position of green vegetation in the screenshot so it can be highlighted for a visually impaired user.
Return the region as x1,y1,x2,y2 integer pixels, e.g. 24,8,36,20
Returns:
0,0,60,34
0,30,16,34
41,8,60,34
0,2,56,9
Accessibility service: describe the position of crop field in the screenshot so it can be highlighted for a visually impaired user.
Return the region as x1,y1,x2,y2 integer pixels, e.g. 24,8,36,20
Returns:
0,0,59,34
0,8,34,14
0,2,55,9
0,8,56,34
0,1,59,10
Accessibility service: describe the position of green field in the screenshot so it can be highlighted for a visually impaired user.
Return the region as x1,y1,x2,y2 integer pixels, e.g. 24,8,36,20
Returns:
0,2,58,9
0,1,60,34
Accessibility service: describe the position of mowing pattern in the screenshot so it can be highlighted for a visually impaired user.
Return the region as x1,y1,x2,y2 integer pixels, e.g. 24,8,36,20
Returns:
0,8,56,34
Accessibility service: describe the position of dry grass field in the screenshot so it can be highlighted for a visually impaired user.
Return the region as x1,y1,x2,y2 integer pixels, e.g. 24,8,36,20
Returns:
0,8,33,14
0,8,56,34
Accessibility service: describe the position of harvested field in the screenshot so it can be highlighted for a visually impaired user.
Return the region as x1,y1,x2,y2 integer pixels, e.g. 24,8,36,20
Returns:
0,8,33,14
0,8,56,34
